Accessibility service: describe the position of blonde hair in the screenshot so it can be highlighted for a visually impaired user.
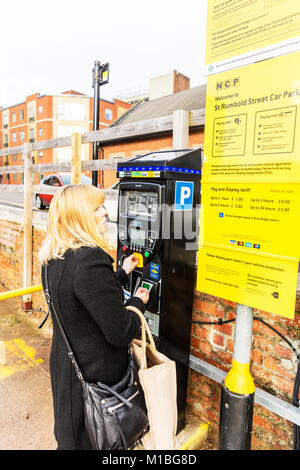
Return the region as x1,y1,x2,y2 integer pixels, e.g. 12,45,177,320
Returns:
38,184,106,264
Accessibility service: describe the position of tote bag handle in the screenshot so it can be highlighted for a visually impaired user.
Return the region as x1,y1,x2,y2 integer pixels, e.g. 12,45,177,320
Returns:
126,305,156,353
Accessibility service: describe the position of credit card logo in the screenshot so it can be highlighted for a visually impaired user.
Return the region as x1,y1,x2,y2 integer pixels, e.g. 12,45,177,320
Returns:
230,240,236,244
237,241,244,246
245,242,252,248
219,212,224,218
149,262,159,280
253,244,260,249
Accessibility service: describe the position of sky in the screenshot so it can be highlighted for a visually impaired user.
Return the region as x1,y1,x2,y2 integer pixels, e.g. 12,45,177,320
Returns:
0,0,207,108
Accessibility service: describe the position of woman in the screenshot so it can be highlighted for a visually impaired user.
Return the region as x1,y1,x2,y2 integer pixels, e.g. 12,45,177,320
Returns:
39,184,149,450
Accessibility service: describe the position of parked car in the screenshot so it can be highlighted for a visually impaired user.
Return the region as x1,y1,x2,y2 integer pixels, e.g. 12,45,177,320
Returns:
35,173,101,209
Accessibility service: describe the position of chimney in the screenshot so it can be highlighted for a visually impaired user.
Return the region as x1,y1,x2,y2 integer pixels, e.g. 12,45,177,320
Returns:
173,70,190,94
149,70,190,100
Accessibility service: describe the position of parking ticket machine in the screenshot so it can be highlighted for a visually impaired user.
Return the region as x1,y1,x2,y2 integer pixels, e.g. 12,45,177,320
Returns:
116,148,201,431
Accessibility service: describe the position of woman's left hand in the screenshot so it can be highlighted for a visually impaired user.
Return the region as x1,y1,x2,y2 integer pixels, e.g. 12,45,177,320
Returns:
122,254,139,275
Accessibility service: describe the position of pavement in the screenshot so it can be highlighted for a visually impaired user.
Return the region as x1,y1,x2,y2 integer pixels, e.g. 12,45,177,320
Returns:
0,292,56,450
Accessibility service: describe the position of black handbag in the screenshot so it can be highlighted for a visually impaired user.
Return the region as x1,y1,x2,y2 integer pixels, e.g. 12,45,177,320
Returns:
44,265,149,450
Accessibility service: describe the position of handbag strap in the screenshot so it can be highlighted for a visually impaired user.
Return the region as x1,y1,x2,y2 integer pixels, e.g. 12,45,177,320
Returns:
126,305,157,353
44,264,85,384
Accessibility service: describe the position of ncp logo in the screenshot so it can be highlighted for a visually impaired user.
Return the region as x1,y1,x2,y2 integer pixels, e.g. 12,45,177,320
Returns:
216,77,240,91
174,181,194,211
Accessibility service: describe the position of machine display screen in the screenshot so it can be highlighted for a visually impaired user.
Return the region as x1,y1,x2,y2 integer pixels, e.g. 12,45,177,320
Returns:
124,191,158,218
129,227,146,246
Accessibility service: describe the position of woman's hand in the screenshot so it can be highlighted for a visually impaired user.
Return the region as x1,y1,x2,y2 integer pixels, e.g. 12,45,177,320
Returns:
122,254,139,275
135,287,149,305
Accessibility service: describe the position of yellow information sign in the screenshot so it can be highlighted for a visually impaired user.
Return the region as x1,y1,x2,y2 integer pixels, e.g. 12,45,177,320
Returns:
203,51,300,183
197,245,298,319
196,53,300,319
206,0,300,73
200,182,300,260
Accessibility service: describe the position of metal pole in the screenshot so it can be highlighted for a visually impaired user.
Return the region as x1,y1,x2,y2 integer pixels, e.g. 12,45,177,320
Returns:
219,304,255,450
92,61,101,187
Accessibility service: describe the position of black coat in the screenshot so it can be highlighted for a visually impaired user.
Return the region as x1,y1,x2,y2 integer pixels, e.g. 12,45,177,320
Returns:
41,246,145,450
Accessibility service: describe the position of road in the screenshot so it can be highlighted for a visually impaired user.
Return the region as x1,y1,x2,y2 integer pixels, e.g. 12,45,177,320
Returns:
0,190,117,248
0,190,48,227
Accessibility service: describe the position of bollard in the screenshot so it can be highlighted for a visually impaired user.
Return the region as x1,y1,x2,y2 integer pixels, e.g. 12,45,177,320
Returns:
219,304,255,450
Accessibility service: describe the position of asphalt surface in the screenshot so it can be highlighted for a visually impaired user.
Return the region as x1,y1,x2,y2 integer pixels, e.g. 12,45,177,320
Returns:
0,292,56,450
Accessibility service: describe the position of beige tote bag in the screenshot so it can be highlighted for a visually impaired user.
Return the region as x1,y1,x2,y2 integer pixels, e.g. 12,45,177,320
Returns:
126,305,178,450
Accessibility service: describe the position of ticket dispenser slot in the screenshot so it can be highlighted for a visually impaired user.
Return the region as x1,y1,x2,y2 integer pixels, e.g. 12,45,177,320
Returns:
116,148,202,433
132,271,143,296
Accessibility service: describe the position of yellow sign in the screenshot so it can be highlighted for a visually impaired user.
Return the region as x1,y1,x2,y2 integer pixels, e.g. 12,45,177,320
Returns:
197,53,300,318
200,182,300,260
206,0,300,72
203,51,300,183
197,245,298,319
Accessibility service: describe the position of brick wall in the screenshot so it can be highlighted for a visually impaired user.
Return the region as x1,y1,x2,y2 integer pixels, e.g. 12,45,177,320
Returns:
188,290,300,450
0,217,299,450
0,220,24,290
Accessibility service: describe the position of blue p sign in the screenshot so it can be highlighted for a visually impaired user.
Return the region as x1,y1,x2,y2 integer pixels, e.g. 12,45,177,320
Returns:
175,181,194,210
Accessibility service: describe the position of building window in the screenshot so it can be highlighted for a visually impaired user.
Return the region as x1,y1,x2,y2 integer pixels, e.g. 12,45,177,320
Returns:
39,128,43,137
20,130,25,141
109,152,125,159
57,103,64,117
130,149,150,157
105,108,113,121
20,109,25,121
38,105,43,114
3,114,8,127
57,125,85,137
57,148,72,162
12,132,17,143
13,154,17,162
38,151,43,158
30,128,34,142
29,106,35,122
12,112,16,123
13,173,17,181
57,102,85,120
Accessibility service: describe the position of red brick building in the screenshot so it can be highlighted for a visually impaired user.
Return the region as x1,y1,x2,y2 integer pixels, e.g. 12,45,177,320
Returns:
0,91,131,185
